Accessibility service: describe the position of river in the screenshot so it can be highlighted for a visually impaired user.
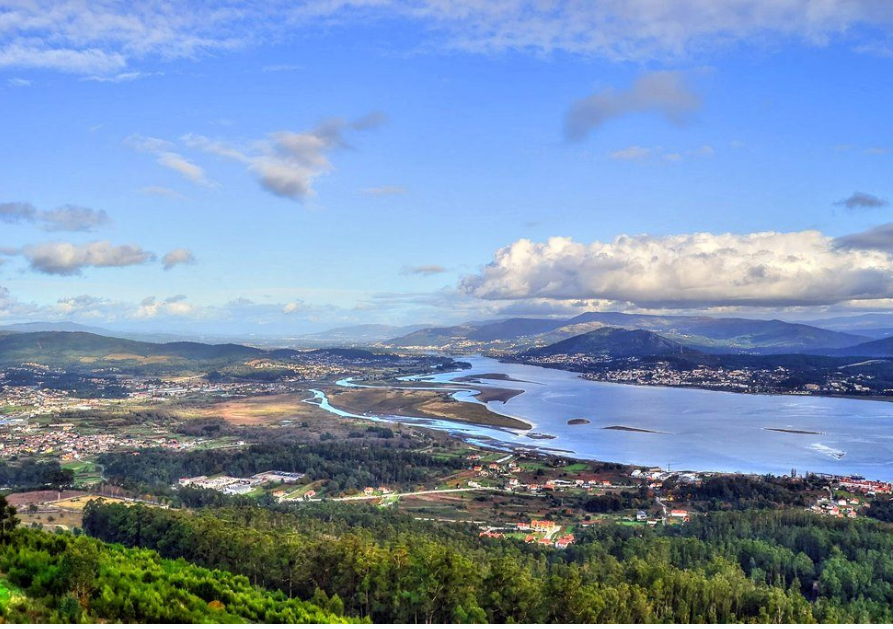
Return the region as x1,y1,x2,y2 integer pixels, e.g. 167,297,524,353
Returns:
307,356,893,481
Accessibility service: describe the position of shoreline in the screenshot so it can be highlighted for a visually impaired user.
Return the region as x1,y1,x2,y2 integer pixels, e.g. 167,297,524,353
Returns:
324,386,532,431
498,357,893,404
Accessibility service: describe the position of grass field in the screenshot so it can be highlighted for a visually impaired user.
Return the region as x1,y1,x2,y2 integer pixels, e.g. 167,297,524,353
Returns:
186,393,324,426
62,460,103,486
51,495,129,511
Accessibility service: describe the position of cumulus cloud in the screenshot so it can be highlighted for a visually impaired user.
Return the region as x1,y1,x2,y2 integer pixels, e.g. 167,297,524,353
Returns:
834,223,893,253
0,285,39,320
1,201,112,231
565,71,701,141
835,191,889,211
1,201,113,232
0,202,37,224
183,114,384,201
136,295,195,319
55,294,117,318
162,248,196,270
461,229,893,309
21,241,155,275
282,300,308,314
402,265,447,276
39,205,111,232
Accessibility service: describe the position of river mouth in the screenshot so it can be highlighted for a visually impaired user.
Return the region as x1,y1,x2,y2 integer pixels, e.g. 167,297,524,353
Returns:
312,356,893,481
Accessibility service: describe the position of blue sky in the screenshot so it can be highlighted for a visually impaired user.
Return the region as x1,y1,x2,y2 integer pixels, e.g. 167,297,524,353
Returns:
1,1,893,334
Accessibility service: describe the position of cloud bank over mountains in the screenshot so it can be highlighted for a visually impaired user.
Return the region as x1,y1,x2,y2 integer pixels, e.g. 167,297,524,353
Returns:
462,226,893,309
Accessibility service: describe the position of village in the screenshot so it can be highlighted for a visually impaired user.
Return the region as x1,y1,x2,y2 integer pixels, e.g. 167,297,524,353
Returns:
520,353,893,396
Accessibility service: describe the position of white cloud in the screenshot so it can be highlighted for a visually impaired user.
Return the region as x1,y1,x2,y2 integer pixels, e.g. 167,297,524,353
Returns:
0,43,126,74
55,294,117,318
409,1,893,58
461,229,893,309
183,114,385,201
261,64,304,73
126,134,215,187
402,264,447,276
362,185,407,196
162,248,197,270
138,186,188,200
39,205,111,232
0,201,111,232
156,152,212,186
0,202,37,223
136,295,195,319
565,71,701,141
608,144,715,162
4,1,893,80
609,146,652,161
21,241,156,275
7,77,31,87
81,71,161,83
0,285,38,320
283,300,310,314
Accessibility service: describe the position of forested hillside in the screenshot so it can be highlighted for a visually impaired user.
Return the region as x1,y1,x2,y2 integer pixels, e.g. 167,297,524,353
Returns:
82,500,893,623
0,498,354,623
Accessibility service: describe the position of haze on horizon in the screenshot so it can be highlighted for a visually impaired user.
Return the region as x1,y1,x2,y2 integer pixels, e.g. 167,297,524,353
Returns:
2,1,893,336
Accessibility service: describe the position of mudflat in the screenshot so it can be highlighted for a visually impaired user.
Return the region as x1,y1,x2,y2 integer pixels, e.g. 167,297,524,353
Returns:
603,425,659,434
764,427,823,435
453,373,531,384
327,387,531,430
474,387,524,404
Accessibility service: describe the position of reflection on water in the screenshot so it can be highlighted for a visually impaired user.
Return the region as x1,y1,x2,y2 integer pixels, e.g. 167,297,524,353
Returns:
310,356,893,481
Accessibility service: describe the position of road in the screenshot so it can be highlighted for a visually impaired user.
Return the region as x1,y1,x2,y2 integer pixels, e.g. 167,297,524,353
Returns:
313,486,505,502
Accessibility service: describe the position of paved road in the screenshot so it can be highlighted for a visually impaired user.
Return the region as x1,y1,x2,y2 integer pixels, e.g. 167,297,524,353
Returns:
316,486,505,502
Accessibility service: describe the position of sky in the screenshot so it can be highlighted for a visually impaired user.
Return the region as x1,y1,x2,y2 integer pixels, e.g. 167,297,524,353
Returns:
1,1,893,335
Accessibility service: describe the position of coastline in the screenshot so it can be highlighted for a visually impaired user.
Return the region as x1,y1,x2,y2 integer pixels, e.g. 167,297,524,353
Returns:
500,357,893,403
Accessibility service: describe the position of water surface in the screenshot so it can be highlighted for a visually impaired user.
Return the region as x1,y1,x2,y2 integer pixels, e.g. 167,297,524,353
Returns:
318,356,893,480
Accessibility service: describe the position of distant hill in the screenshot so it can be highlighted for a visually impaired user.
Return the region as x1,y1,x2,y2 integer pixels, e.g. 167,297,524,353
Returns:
828,336,893,358
389,324,481,347
0,321,202,344
0,321,119,336
296,323,431,344
0,331,412,370
799,313,893,339
387,311,869,354
0,332,271,366
523,327,699,359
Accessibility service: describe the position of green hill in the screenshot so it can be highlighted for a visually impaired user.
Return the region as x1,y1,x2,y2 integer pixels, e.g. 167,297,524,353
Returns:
388,312,869,353
0,504,355,624
0,331,270,367
523,327,699,359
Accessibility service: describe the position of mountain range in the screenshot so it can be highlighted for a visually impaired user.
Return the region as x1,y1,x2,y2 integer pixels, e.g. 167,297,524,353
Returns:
0,330,391,369
385,311,873,354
